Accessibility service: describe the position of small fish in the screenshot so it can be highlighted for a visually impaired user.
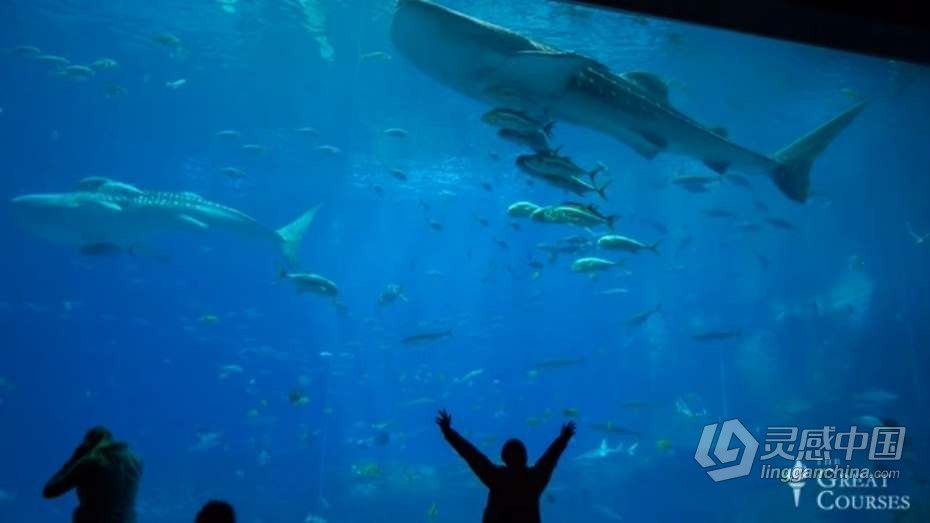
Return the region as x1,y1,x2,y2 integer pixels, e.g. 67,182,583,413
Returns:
90,58,119,70
482,108,554,136
33,54,70,67
165,78,187,89
561,408,579,418
315,145,341,155
215,129,241,139
753,250,770,269
672,175,717,193
853,388,898,404
371,184,385,196
241,144,266,154
401,330,453,345
589,422,639,436
60,65,95,78
765,217,800,232
378,284,407,305
906,222,930,244
507,201,541,218
626,305,661,327
382,128,408,138
360,51,392,62
220,167,246,179
295,127,319,136
429,220,443,232
288,389,310,405
12,45,41,56
389,169,408,181
533,357,584,370
199,314,220,325
691,329,741,342
153,33,182,47
280,270,339,298
599,288,629,296
597,235,659,255
103,83,128,99
571,257,621,273
517,152,605,182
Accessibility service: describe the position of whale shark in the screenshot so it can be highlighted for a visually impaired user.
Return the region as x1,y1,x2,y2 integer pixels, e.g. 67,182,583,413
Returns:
10,177,319,267
390,0,866,203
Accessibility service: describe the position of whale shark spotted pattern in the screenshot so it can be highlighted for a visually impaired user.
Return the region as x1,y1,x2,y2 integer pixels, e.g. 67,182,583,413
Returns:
389,0,866,203
10,177,319,267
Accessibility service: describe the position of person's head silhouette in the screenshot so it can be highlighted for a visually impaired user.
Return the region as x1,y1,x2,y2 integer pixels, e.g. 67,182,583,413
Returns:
501,438,527,468
195,500,236,523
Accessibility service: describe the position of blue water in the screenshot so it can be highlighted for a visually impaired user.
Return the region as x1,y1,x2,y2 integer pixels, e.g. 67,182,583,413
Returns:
1,0,929,521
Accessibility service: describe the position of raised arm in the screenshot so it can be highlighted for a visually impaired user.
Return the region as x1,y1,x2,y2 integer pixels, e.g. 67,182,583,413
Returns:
436,410,496,487
534,421,575,489
43,447,91,498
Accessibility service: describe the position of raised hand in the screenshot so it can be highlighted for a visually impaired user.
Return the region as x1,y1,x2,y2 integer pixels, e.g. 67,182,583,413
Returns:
436,409,452,431
561,421,576,439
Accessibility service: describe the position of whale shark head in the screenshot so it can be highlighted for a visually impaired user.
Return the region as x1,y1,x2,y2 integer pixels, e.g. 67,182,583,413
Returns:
10,192,124,245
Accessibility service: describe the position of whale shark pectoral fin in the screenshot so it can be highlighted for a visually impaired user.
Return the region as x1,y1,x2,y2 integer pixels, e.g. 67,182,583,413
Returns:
92,200,123,212
177,214,209,230
499,51,606,96
620,71,670,104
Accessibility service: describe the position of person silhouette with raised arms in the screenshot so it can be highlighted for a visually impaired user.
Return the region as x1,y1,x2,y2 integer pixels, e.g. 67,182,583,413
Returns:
436,409,575,523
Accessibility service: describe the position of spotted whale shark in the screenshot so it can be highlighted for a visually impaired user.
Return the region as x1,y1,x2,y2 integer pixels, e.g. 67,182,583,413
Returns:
390,0,866,203
10,177,319,267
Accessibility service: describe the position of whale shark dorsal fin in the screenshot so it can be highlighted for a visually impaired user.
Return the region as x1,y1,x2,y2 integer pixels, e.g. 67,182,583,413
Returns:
98,181,144,197
177,214,209,230
620,71,669,104
501,51,607,96
77,176,115,191
92,200,123,212
598,438,608,451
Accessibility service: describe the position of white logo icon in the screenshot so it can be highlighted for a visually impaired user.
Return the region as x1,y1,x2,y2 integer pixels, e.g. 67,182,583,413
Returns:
788,460,808,508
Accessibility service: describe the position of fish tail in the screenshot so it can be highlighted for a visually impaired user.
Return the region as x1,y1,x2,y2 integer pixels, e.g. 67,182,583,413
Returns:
276,205,320,268
769,100,867,203
649,240,661,255
589,162,606,183
596,180,612,201
607,215,618,230
543,121,556,137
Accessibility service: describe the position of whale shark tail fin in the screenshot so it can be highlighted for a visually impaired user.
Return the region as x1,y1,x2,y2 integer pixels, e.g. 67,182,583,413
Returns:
769,100,867,203
276,205,320,268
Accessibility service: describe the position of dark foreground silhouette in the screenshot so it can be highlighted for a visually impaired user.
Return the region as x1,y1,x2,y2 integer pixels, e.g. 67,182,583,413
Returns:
196,500,236,522
43,426,143,523
436,409,575,523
